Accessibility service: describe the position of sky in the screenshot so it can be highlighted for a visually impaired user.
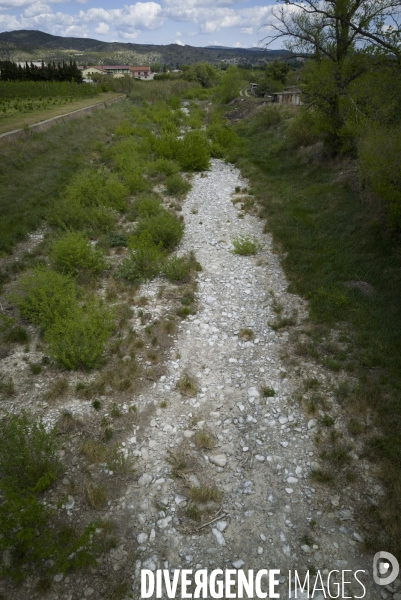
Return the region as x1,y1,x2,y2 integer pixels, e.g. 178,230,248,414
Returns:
0,0,281,49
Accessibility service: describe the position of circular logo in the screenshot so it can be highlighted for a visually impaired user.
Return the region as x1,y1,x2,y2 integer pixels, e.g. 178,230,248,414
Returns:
373,552,400,586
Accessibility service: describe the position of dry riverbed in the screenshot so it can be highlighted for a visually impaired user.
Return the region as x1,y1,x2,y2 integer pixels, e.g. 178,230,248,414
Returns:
0,159,395,599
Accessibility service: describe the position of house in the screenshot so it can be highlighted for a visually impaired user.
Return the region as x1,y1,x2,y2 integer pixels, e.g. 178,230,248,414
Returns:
272,88,303,106
102,65,131,78
78,66,106,78
130,66,151,79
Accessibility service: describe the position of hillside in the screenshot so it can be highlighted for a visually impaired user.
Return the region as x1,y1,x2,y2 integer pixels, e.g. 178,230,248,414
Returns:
0,29,291,66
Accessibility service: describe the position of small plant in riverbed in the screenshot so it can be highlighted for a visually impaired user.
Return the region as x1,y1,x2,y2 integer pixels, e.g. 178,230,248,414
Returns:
310,468,335,484
45,378,69,401
85,481,108,509
189,486,222,503
261,386,275,398
238,328,254,340
195,432,214,449
231,235,263,255
92,399,101,411
178,374,198,396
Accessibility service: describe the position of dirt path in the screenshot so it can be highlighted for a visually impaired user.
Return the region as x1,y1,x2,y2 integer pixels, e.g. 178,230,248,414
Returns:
118,159,383,599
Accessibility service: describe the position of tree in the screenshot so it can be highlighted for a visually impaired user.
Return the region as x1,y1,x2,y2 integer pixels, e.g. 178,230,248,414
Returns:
262,0,401,152
266,59,290,83
182,62,220,88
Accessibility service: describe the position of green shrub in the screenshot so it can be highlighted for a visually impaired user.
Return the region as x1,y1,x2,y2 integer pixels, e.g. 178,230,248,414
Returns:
14,267,78,330
62,169,128,212
165,173,192,196
48,197,116,233
130,196,162,220
252,105,285,131
115,120,137,136
108,231,128,247
168,96,181,109
232,235,263,255
50,232,106,277
178,130,211,171
3,325,29,343
147,158,179,179
151,133,180,160
121,168,148,195
119,231,164,282
286,110,321,149
162,255,191,282
46,301,114,370
134,210,184,250
0,411,61,493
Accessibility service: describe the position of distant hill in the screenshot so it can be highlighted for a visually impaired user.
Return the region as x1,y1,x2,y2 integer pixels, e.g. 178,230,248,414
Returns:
0,30,291,66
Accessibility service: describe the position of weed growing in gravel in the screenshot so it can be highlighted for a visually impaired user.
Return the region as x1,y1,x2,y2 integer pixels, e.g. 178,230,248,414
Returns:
161,317,177,334
310,468,335,485
178,374,198,396
238,328,255,340
160,400,168,408
163,255,192,282
261,386,275,398
85,481,108,509
195,432,214,449
321,414,335,427
189,486,222,503
119,232,164,283
187,505,200,521
347,418,365,435
231,235,263,255
80,439,108,463
167,451,187,478
165,173,192,196
45,378,69,401
3,325,29,344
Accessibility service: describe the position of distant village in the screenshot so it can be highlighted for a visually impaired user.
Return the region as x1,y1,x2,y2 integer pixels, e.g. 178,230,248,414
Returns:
77,65,154,81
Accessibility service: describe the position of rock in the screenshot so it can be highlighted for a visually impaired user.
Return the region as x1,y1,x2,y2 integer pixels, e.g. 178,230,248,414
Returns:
285,488,293,494
232,559,245,569
175,495,187,505
352,532,364,543
301,545,311,554
157,516,172,529
137,533,148,544
184,430,195,438
280,441,289,448
142,558,157,571
188,474,200,488
65,496,75,510
255,454,265,462
308,419,317,430
257,546,263,555
260,534,266,542
339,510,352,520
138,474,152,487
216,521,227,532
393,594,401,600
287,477,298,484
84,588,94,597
54,574,63,582
331,496,340,507
209,454,227,467
212,528,226,546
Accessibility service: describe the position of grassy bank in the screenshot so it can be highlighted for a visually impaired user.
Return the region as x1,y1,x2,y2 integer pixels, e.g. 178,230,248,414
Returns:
228,102,401,556
0,100,127,255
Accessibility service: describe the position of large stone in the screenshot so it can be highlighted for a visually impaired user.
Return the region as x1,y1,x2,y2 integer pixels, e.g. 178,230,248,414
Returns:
209,454,227,467
138,473,152,487
212,528,226,546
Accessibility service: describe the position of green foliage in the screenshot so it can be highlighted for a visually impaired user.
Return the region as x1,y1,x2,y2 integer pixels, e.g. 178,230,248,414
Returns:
119,231,164,282
178,130,211,172
182,87,215,100
232,235,263,255
182,63,220,88
165,173,192,196
50,231,106,277
0,411,61,493
129,195,162,220
45,300,114,370
3,325,29,344
134,209,184,250
168,95,181,109
286,109,321,148
48,196,116,233
359,125,401,229
14,267,78,330
108,231,128,247
147,158,179,179
207,123,239,158
151,133,180,160
62,168,128,212
162,255,191,282
265,60,290,84
219,66,242,103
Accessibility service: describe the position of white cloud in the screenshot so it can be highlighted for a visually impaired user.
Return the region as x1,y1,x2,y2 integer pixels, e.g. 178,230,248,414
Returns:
95,21,109,34
241,26,253,34
175,30,181,35
174,38,184,45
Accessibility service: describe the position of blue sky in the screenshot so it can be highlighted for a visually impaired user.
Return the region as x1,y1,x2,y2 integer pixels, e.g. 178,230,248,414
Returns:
0,0,280,48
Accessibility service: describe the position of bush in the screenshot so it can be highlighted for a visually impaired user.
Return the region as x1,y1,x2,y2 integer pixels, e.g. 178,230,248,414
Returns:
151,133,180,160
165,173,192,196
232,235,263,255
62,169,128,212
168,96,181,109
359,125,401,229
178,130,211,172
50,232,106,277
0,411,61,493
147,158,179,179
121,168,148,195
108,231,128,247
119,231,164,282
48,197,116,233
130,196,162,220
46,301,114,370
134,209,184,250
286,110,321,149
14,267,78,330
163,255,191,282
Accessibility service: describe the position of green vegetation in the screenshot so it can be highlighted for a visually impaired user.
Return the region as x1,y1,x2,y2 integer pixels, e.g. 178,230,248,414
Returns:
50,231,106,277
165,173,192,196
231,234,263,255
